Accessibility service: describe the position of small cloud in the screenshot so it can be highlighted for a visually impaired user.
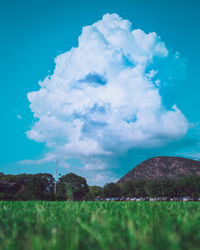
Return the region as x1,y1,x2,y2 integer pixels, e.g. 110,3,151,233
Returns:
16,114,22,120
19,153,56,165
89,173,118,186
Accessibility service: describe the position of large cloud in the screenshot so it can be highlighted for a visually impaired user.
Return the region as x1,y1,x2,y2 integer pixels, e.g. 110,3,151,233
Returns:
26,14,188,183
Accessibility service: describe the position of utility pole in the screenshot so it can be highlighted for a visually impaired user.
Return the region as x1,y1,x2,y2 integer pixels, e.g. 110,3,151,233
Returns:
54,159,58,195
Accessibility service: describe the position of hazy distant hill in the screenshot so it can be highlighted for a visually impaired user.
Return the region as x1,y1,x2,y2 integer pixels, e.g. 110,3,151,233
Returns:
118,156,200,183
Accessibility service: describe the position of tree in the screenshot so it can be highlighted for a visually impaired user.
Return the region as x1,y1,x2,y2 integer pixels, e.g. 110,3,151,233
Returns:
57,173,89,200
144,180,162,197
176,175,200,197
0,173,4,178
131,180,147,197
103,183,121,198
87,186,103,199
161,179,176,197
16,173,55,200
122,181,134,197
0,173,30,186
0,174,30,200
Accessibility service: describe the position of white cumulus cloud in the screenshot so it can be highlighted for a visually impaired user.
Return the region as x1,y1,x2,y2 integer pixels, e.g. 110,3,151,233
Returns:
26,13,188,183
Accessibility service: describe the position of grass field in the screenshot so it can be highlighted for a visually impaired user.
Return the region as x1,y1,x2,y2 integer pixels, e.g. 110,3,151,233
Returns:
0,201,200,250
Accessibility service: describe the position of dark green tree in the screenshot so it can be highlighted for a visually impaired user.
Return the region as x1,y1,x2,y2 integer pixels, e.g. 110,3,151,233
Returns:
103,183,121,198
57,173,89,200
87,185,103,199
132,180,147,197
122,181,134,197
176,175,200,197
144,180,162,197
161,179,176,197
16,173,55,200
0,173,4,178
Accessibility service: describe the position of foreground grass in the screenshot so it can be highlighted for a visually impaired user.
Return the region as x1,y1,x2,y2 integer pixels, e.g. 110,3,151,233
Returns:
0,202,200,250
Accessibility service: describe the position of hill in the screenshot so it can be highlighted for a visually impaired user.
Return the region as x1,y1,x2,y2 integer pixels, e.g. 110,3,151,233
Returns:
118,156,200,183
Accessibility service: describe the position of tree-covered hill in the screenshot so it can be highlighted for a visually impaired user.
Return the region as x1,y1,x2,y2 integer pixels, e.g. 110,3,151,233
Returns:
118,156,200,183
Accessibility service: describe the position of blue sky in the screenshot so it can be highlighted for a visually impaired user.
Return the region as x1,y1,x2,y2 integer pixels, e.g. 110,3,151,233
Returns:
1,0,200,185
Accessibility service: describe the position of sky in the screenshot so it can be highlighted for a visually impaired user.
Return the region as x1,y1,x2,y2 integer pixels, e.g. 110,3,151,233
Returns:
1,0,200,186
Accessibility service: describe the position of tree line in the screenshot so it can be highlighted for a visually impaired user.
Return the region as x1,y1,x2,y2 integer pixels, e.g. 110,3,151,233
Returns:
0,172,88,201
1,172,200,200
101,175,200,198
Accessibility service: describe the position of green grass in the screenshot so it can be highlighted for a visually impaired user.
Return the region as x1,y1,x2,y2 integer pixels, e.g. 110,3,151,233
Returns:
0,201,200,250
